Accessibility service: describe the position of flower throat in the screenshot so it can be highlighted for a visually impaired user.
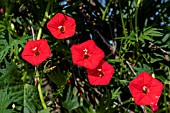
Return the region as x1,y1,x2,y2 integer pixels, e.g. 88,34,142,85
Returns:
142,86,149,94
58,26,65,32
33,47,40,56
83,48,90,59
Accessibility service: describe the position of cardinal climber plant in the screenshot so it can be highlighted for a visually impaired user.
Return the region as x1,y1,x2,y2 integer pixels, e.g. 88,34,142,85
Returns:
0,0,169,113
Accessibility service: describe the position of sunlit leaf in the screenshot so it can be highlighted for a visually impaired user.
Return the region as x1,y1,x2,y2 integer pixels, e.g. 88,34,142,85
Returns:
162,33,170,42
111,87,121,100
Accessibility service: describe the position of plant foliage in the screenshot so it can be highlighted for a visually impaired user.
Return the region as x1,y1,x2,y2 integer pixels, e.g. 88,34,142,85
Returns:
0,0,170,113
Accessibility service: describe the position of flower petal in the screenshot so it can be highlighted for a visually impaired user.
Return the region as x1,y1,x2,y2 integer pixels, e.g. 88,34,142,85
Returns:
47,13,76,39
21,39,51,66
71,40,104,69
129,72,163,106
87,60,114,85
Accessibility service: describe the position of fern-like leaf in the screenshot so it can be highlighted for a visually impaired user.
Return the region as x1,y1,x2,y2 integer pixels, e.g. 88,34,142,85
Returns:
23,84,42,113
0,60,43,112
139,27,163,42
0,32,31,62
62,86,79,111
0,89,17,113
0,59,21,87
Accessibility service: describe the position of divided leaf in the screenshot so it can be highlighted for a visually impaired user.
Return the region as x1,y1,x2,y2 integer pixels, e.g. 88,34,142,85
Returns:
62,86,79,111
0,32,31,62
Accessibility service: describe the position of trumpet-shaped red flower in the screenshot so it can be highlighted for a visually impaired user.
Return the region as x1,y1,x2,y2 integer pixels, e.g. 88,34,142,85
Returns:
47,13,76,39
129,72,164,111
71,40,104,69
87,60,114,85
21,39,51,66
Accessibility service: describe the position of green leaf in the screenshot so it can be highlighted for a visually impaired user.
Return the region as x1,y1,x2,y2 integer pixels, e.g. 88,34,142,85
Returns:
0,59,17,75
0,89,16,111
134,64,152,75
150,58,162,63
107,59,121,63
0,59,21,87
48,67,71,88
62,86,79,111
23,84,42,113
111,87,121,100
140,35,154,41
167,41,170,49
153,53,165,59
0,21,6,32
119,80,129,86
0,60,42,112
38,108,50,113
76,105,96,113
0,32,31,62
162,33,170,42
0,109,16,113
139,27,163,42
16,17,22,25
143,27,163,37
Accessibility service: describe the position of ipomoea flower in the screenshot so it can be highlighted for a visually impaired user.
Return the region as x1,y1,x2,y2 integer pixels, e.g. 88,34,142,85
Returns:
129,72,164,111
47,13,76,39
70,40,104,69
21,39,51,66
87,60,114,85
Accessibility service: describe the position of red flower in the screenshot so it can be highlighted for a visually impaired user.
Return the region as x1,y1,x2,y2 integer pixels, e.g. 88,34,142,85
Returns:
87,60,114,85
71,40,104,69
21,39,51,66
129,72,163,111
47,13,76,39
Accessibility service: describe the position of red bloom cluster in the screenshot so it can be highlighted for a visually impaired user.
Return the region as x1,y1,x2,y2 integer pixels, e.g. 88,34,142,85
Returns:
129,72,164,111
47,13,76,39
71,40,114,85
22,13,76,66
21,39,51,66
20,12,164,111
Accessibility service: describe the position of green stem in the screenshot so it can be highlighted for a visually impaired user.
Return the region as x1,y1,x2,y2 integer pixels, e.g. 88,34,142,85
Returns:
118,1,127,58
36,70,47,109
134,0,141,61
106,88,111,112
37,2,51,40
102,0,112,20
22,71,27,83
135,0,141,33
4,1,10,21
37,29,42,40
163,82,168,113
119,2,127,37
164,67,170,113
